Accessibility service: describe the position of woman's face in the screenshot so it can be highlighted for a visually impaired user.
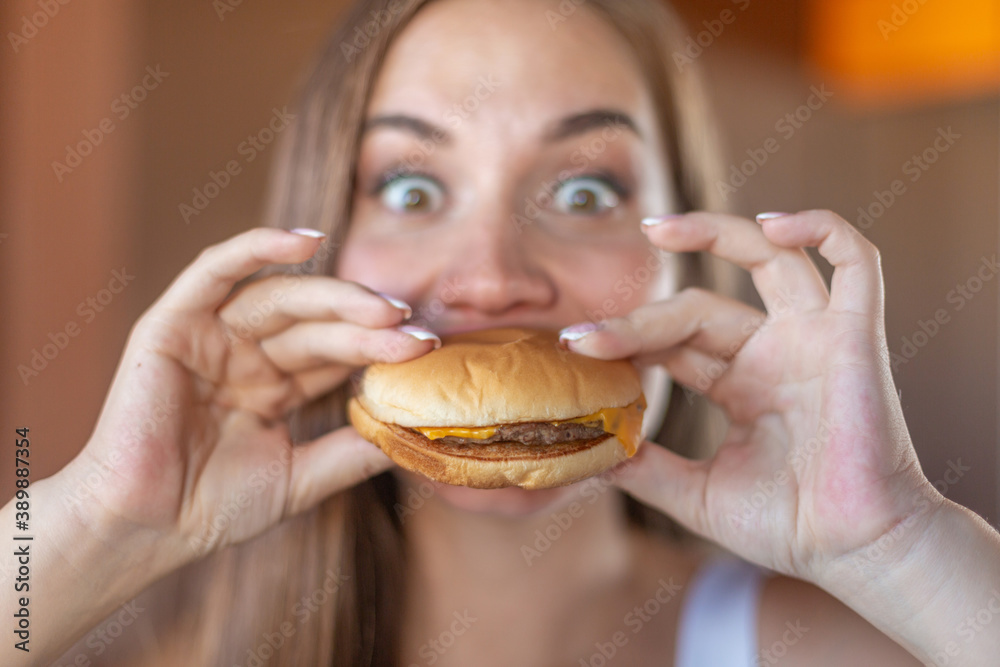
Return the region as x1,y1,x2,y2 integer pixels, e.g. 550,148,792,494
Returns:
339,0,678,515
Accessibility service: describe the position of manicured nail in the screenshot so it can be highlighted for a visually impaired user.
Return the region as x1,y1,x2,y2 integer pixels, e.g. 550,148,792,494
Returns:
399,325,442,349
641,214,684,227
377,292,412,319
755,212,790,223
290,227,326,238
559,322,601,343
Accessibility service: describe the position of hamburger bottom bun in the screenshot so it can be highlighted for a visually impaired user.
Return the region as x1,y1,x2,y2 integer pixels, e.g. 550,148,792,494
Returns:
348,397,631,490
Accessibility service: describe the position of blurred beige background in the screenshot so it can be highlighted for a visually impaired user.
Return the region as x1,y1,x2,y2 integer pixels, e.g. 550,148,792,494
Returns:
1,0,997,524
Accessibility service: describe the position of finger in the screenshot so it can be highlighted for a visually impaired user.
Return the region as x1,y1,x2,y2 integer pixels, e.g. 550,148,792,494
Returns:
560,288,765,363
157,228,327,315
756,209,884,318
657,346,772,422
284,426,395,516
658,345,729,396
641,212,829,314
290,363,364,405
261,322,441,373
219,274,412,342
611,442,711,538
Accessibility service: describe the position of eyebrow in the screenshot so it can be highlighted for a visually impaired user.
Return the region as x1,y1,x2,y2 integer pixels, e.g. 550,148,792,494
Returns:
542,109,641,142
362,114,451,143
362,108,641,144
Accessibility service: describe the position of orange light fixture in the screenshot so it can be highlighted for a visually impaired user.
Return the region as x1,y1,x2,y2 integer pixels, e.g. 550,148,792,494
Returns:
806,0,1000,108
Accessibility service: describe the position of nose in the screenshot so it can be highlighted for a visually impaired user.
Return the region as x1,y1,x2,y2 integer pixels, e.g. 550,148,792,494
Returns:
435,209,556,316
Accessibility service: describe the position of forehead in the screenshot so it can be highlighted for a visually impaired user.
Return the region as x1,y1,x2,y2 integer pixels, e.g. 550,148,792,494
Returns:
367,0,651,129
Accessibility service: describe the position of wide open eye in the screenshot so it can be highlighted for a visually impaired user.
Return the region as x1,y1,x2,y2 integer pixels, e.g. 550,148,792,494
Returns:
552,176,621,215
379,174,445,214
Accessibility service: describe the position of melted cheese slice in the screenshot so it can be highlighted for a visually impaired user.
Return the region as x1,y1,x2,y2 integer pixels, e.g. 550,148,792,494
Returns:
414,396,646,457
415,425,499,441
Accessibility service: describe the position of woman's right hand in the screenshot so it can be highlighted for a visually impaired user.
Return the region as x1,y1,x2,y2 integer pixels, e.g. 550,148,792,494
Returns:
61,227,437,567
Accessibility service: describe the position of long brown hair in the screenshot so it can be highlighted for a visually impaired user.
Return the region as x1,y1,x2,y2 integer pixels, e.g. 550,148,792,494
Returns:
152,1,733,664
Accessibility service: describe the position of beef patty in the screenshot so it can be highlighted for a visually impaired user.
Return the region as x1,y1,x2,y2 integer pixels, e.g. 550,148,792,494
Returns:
415,420,606,446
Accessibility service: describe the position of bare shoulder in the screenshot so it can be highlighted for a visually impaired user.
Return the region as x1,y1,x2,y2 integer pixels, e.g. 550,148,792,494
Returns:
759,574,922,666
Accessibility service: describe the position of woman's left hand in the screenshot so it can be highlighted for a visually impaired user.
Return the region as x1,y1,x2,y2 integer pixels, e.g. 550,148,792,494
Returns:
559,209,940,583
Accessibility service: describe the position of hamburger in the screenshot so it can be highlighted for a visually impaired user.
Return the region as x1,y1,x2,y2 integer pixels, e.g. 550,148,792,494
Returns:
347,327,646,489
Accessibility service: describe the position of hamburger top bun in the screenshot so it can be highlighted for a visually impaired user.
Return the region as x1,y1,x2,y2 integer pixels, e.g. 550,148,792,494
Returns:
355,327,642,427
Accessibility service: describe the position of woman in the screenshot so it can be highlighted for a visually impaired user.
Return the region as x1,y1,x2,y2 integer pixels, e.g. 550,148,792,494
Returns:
7,0,999,665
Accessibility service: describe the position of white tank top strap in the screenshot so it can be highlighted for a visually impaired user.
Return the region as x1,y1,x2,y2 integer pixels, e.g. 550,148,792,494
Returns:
674,556,770,667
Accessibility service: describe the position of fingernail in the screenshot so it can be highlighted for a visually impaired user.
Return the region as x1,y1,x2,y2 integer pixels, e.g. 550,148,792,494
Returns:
641,214,684,227
755,212,790,224
377,292,412,319
558,322,601,343
399,325,442,349
290,227,327,238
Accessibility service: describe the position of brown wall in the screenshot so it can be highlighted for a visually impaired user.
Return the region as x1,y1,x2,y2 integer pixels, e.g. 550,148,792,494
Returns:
676,0,999,522
2,0,997,524
1,0,144,495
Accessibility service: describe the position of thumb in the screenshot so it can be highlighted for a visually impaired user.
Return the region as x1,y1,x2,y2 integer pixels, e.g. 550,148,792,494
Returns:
285,426,395,516
612,441,711,537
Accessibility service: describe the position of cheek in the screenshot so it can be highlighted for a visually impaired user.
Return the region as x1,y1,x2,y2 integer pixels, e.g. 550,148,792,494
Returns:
338,197,449,299
336,237,385,286
336,234,433,301
552,239,670,321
